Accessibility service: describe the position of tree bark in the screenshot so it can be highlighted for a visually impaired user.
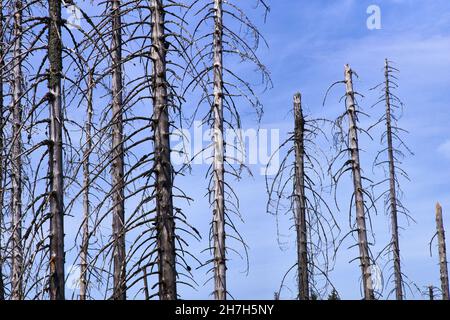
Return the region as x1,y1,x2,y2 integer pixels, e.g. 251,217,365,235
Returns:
11,0,24,300
110,0,126,300
435,202,449,300
293,93,309,300
151,0,177,300
48,0,65,300
212,0,226,301
428,286,434,300
384,59,403,300
0,0,5,301
80,70,94,300
344,64,374,300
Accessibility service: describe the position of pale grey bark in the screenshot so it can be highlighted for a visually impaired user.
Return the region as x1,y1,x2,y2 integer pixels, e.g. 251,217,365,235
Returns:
48,0,65,300
344,64,374,300
435,202,449,300
212,0,226,301
384,59,403,300
80,70,94,301
151,0,177,300
293,93,309,300
110,0,126,300
11,0,23,300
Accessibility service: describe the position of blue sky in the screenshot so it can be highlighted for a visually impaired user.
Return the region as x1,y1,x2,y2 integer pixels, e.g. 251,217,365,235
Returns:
170,0,450,300
55,0,450,300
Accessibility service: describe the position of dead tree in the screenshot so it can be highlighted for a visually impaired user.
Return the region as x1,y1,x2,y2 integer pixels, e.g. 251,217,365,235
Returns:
10,0,24,300
344,65,374,300
326,65,375,300
435,203,449,300
382,59,402,300
187,0,270,299
48,0,65,300
292,94,310,300
152,0,177,300
0,0,102,300
64,0,200,300
211,0,226,300
267,93,338,300
79,69,94,301
110,0,126,300
0,0,5,301
369,59,413,299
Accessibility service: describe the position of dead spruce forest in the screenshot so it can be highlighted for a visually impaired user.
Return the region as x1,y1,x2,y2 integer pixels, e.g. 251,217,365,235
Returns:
0,0,448,301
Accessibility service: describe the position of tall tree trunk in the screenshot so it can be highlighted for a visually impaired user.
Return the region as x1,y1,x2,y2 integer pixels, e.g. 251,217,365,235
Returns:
48,0,65,300
293,93,309,300
344,65,374,300
80,70,94,300
11,0,23,300
151,0,177,300
212,0,226,301
384,59,403,300
0,0,5,301
110,0,126,300
435,203,449,300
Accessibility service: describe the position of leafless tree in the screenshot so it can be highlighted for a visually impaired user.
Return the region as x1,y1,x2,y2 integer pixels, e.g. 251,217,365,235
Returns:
293,93,309,300
326,65,375,300
369,59,413,300
79,68,94,301
2,0,95,300
48,0,65,300
210,0,226,300
343,65,373,300
186,0,270,299
434,203,449,300
151,0,177,300
0,0,5,301
66,0,202,300
10,0,24,300
267,93,338,300
109,0,126,300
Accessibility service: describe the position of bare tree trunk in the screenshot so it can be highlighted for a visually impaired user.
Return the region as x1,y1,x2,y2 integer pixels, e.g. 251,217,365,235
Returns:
143,267,149,300
11,0,23,300
80,70,94,300
428,286,434,300
212,0,226,301
384,59,403,300
293,93,309,300
151,0,177,300
110,0,126,300
344,65,374,300
48,0,65,300
435,202,449,300
0,0,5,301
